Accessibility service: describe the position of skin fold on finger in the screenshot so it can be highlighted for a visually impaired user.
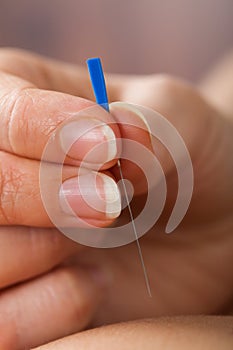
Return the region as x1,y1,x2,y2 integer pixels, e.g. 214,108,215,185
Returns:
0,151,121,227
33,316,233,350
0,71,120,168
0,226,81,289
0,48,94,98
0,265,106,350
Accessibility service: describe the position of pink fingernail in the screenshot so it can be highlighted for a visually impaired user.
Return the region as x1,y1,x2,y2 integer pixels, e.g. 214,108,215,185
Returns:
59,172,121,220
59,119,117,164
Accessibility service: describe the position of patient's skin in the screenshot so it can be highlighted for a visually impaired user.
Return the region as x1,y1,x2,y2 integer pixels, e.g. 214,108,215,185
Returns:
0,48,232,349
35,316,233,350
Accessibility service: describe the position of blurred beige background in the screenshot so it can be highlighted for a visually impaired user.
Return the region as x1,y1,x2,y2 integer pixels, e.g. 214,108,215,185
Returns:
0,0,232,80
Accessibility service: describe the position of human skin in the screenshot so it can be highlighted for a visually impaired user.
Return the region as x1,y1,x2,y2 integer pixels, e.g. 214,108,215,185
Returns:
0,48,232,349
34,316,233,350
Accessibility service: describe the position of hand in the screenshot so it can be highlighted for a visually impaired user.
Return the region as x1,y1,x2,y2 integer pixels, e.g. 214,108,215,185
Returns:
74,70,233,324
34,316,233,350
0,48,232,349
0,48,123,349
0,48,157,349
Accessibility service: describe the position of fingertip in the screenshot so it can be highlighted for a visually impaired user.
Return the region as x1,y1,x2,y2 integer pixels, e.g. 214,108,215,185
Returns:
109,102,153,150
59,171,121,224
58,104,121,169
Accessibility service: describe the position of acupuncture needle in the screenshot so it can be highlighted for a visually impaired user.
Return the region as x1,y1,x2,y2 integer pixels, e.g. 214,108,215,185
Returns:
86,57,152,297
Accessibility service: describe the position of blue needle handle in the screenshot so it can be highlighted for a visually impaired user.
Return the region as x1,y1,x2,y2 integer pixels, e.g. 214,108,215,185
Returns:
86,57,109,112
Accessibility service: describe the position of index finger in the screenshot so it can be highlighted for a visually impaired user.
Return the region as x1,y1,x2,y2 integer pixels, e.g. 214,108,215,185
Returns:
0,72,120,168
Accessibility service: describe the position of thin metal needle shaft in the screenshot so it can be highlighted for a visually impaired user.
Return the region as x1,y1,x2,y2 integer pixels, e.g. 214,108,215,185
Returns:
86,58,152,297
117,160,152,297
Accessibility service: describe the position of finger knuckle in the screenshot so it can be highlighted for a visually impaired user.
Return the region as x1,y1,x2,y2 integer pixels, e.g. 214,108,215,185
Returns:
0,153,23,223
123,74,181,106
151,74,181,98
1,87,33,153
0,47,27,72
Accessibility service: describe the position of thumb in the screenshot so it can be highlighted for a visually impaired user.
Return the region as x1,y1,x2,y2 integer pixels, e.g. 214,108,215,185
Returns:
109,101,194,234
110,102,166,196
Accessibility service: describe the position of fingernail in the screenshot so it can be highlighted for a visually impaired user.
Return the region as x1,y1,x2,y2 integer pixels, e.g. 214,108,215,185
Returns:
59,171,121,220
98,172,122,219
110,102,153,144
59,119,117,164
